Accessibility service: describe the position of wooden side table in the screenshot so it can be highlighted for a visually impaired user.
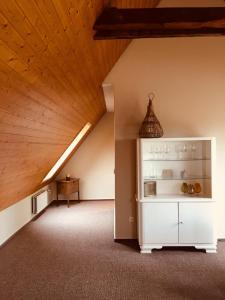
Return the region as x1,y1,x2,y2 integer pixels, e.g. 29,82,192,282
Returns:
56,178,80,207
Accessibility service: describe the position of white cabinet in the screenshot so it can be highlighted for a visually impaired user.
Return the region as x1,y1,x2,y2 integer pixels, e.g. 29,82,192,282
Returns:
137,138,217,254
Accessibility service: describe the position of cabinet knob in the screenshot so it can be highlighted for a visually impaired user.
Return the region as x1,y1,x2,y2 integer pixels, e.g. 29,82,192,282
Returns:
179,221,184,224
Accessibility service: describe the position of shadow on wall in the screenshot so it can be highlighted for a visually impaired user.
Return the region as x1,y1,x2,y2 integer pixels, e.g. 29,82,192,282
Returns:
115,139,137,238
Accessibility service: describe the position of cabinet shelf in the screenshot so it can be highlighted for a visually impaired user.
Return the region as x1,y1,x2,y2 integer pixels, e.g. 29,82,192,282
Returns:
144,176,211,181
139,194,212,201
143,158,211,162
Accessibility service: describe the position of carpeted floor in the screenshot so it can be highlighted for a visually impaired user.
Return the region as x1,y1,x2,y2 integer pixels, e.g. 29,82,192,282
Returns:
0,200,225,300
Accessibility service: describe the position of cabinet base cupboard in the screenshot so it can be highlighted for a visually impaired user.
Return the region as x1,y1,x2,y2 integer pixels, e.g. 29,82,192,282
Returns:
137,138,217,254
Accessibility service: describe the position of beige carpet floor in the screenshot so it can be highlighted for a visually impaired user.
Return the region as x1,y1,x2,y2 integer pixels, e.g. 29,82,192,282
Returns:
0,200,225,300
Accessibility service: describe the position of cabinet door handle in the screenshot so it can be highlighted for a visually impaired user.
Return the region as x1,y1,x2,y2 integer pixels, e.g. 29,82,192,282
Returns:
179,221,183,224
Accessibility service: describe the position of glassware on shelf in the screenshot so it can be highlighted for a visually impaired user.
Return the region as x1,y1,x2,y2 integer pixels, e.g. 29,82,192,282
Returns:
144,173,210,181
163,143,171,159
147,143,173,160
156,144,164,160
157,168,162,178
153,167,160,178
176,144,183,159
181,144,188,159
144,142,207,161
181,182,202,195
194,182,202,194
181,182,188,193
144,181,157,196
162,169,173,179
187,184,195,194
146,167,155,179
141,139,212,199
154,145,160,160
190,144,197,159
180,170,186,179
171,142,200,160
175,144,180,159
184,143,187,152
145,167,162,179
148,145,153,160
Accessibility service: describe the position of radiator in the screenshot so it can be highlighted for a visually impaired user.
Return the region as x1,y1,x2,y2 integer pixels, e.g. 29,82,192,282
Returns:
31,190,49,215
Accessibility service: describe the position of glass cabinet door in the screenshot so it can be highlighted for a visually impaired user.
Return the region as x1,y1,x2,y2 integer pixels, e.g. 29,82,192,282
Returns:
140,139,213,199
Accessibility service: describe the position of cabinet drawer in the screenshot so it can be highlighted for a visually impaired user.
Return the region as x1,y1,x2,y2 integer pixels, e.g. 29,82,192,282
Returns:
58,180,79,195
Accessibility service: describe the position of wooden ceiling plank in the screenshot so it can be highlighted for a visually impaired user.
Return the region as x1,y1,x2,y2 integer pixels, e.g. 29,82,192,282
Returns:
0,61,85,128
14,0,99,115
0,143,65,157
25,0,102,117
52,0,103,83
0,153,65,172
0,104,75,138
0,2,97,122
0,117,73,139
0,95,79,135
0,91,79,136
0,58,87,127
0,133,69,146
0,51,87,127
50,0,106,114
0,153,64,174
57,0,113,111
0,124,72,142
0,93,79,136
1,162,45,177
0,171,49,199
0,153,66,169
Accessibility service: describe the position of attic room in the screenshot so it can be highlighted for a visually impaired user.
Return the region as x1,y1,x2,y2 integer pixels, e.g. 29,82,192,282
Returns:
0,0,225,299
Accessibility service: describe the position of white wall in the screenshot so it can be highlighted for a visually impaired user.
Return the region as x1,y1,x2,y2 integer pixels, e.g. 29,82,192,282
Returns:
0,182,55,246
57,113,115,200
105,37,225,239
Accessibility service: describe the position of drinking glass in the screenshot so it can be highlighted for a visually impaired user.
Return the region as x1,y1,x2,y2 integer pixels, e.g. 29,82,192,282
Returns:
164,144,171,160
191,144,196,159
183,144,188,159
155,145,160,160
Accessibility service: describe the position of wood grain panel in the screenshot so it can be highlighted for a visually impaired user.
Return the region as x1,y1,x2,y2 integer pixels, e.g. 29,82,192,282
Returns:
0,0,157,211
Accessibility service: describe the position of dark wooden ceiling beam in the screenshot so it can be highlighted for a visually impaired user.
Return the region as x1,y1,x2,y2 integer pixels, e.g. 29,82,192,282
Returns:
93,7,225,39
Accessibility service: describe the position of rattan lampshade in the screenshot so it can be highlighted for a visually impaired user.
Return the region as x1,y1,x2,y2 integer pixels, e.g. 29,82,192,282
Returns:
139,94,163,138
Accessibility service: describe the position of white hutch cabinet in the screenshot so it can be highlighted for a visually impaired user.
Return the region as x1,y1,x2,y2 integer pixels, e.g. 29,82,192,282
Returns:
137,138,217,254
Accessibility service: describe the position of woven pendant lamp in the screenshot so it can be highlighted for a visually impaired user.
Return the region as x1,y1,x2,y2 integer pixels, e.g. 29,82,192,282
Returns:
139,93,163,138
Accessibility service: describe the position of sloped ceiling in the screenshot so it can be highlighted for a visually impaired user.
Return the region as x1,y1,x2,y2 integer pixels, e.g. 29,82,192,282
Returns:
0,0,158,211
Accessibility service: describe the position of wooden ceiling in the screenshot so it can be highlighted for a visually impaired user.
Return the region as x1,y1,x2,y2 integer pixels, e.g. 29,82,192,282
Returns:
0,0,159,210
